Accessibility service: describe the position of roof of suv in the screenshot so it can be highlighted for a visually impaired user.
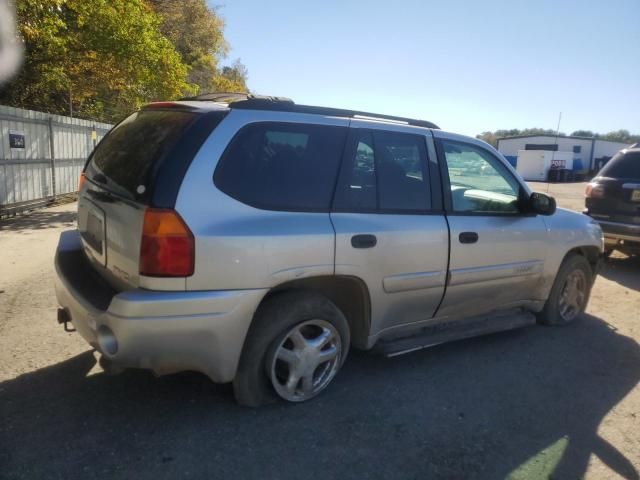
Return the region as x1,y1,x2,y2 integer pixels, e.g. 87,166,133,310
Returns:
161,92,440,129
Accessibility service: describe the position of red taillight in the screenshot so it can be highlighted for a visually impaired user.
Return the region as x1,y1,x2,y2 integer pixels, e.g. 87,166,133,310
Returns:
585,183,605,199
139,209,194,277
78,172,86,191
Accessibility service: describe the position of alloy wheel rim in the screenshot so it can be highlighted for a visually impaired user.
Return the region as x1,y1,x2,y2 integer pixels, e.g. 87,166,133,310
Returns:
269,319,342,402
558,269,587,322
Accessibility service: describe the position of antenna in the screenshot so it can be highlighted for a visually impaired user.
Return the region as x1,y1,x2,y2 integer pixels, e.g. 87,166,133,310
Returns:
547,112,562,194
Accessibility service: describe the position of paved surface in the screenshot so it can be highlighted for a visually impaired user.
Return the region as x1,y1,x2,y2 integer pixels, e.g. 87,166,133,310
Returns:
1,186,639,480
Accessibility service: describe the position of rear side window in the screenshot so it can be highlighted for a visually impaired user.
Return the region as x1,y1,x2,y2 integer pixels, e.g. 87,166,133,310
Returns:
599,152,640,178
333,129,431,212
214,122,348,211
86,110,198,200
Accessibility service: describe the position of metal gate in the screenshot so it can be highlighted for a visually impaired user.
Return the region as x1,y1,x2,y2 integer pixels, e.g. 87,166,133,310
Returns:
0,105,112,216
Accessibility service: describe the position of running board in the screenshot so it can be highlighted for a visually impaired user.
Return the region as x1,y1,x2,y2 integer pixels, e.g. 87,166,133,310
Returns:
376,309,537,357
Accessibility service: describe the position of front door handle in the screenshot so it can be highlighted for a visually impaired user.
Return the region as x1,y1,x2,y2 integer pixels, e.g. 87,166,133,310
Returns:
459,232,479,244
351,234,377,249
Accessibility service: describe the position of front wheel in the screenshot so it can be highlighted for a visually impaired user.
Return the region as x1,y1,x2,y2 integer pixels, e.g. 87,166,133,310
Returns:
537,254,593,325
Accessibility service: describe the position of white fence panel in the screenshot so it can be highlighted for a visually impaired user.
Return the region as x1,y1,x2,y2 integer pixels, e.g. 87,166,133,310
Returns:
0,105,112,215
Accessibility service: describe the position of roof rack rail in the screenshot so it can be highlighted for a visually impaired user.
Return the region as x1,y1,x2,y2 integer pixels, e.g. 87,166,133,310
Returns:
179,92,248,102
230,99,439,129
179,92,439,129
179,92,294,104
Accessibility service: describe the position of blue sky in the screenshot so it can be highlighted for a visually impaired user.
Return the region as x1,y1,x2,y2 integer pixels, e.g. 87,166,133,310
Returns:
216,0,639,137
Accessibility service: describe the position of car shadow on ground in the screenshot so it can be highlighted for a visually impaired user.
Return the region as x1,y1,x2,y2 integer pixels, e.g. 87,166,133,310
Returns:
601,255,640,291
0,209,76,232
1,314,638,480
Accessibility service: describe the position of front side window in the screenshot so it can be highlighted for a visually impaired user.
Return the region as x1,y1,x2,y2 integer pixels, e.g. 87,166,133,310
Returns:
333,130,430,212
214,122,348,211
441,140,521,214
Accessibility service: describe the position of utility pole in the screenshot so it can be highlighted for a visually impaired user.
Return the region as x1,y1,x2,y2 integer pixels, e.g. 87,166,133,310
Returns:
553,112,562,150
546,112,562,193
69,85,73,118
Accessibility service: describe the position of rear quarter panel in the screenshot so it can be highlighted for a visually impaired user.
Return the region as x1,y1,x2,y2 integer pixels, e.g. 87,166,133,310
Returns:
175,109,350,291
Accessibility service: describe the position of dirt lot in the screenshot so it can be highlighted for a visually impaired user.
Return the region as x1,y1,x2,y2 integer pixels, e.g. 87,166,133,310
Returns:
1,183,638,480
529,181,592,213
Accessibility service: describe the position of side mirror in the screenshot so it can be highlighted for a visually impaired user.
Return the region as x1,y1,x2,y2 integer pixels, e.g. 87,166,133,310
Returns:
529,192,556,216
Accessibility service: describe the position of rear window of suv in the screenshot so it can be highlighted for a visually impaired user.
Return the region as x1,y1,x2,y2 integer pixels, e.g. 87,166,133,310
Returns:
85,109,199,200
599,151,640,179
214,122,348,211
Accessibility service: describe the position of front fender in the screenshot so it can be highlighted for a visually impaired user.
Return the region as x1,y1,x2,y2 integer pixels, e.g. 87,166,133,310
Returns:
539,208,604,297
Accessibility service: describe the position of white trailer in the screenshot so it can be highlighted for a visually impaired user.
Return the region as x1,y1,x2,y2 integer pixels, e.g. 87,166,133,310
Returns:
515,150,574,181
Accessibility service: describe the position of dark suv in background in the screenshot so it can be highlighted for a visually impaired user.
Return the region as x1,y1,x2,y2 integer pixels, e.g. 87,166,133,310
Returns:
585,146,640,257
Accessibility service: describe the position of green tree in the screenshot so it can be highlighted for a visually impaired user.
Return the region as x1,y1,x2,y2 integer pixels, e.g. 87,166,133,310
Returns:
147,0,248,94
476,131,498,147
520,128,564,137
477,128,565,148
600,129,640,144
210,60,249,93
1,0,192,122
478,128,640,148
570,130,595,137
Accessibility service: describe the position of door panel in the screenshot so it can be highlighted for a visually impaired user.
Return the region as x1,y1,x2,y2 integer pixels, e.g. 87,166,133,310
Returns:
439,216,547,318
436,135,549,319
332,123,448,337
332,213,449,334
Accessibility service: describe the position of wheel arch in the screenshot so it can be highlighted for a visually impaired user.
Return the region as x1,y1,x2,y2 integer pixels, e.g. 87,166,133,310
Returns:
258,275,372,349
565,245,601,276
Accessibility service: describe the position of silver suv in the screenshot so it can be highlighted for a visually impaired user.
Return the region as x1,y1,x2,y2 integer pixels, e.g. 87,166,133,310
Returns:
54,94,604,406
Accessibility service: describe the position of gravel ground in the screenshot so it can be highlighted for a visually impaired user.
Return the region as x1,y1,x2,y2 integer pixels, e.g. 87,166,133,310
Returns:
1,185,638,480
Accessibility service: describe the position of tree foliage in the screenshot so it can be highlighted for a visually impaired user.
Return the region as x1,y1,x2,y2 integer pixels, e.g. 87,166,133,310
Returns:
569,130,594,138
476,128,564,148
477,128,640,148
210,60,249,93
597,129,640,144
0,0,193,121
146,0,248,95
0,0,248,122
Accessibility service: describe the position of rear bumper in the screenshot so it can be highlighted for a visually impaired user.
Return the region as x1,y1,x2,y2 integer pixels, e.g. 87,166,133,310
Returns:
54,230,267,383
590,218,640,245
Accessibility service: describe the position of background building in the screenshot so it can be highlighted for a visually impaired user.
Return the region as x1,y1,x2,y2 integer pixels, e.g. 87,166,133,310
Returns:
496,135,631,173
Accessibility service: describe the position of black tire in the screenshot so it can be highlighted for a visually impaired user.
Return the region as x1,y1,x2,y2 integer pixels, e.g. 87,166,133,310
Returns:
537,254,593,326
98,355,125,376
233,290,350,407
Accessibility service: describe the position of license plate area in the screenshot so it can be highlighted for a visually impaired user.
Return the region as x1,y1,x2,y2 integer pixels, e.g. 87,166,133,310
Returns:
631,190,640,202
78,200,106,266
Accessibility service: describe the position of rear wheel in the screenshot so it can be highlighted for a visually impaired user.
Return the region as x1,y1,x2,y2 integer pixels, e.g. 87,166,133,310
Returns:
267,318,343,402
537,254,593,325
98,355,125,376
233,291,350,406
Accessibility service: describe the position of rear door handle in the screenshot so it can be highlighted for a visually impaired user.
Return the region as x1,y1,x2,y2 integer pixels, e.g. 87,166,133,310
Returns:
459,232,479,244
351,234,377,249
